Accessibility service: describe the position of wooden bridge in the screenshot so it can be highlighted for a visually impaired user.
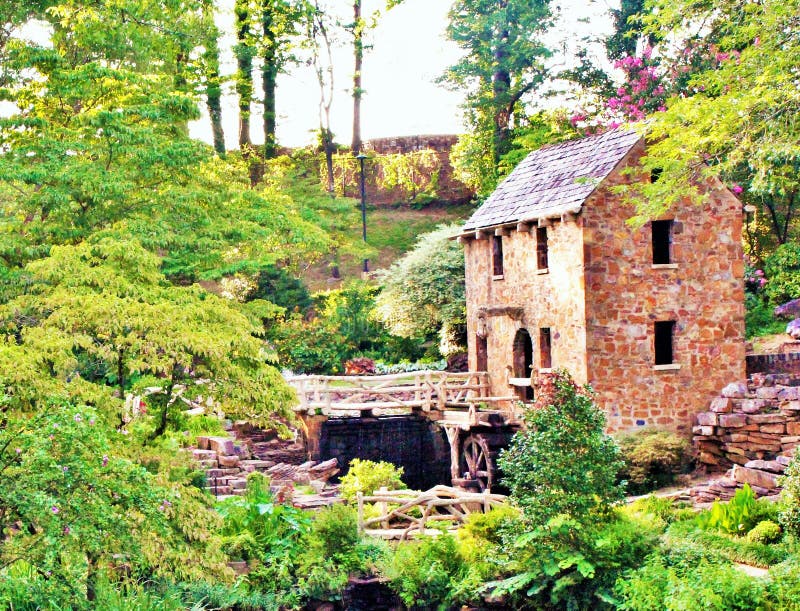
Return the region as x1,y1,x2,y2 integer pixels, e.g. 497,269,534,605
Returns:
286,370,515,416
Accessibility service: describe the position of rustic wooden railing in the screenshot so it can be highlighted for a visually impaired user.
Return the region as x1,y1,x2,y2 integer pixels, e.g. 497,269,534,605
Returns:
357,485,507,540
286,370,495,415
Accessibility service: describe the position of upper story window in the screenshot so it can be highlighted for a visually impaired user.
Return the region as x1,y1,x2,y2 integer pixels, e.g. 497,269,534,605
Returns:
651,220,673,265
539,327,552,369
492,235,504,276
536,226,549,270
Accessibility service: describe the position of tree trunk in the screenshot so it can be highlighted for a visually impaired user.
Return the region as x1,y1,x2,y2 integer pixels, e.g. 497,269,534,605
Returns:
235,0,253,151
492,22,512,164
262,1,278,159
351,0,363,154
204,11,226,156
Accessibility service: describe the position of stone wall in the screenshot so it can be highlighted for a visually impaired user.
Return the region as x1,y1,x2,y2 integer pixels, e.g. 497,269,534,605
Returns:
337,134,473,206
463,219,589,404
747,352,800,376
582,141,745,432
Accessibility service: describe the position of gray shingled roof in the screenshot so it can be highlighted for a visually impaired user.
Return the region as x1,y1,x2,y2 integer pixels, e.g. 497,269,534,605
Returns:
462,129,641,232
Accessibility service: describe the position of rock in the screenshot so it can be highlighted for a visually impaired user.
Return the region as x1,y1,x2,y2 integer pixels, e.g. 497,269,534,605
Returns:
787,422,800,436
755,387,780,400
229,478,248,490
741,399,768,413
207,436,235,455
779,387,800,401
227,561,250,575
777,455,793,466
783,401,800,411
721,382,748,399
710,397,733,413
787,319,800,340
744,459,786,473
775,298,800,319
218,454,240,468
719,413,748,428
732,465,780,490
206,468,226,478
696,412,718,426
759,423,785,435
747,413,785,424
693,425,715,436
192,449,217,460
196,436,211,450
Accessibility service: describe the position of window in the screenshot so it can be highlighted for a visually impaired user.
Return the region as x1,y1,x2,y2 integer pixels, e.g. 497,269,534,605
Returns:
654,321,675,365
651,220,673,264
492,235,504,276
539,328,552,369
536,226,549,269
650,167,663,183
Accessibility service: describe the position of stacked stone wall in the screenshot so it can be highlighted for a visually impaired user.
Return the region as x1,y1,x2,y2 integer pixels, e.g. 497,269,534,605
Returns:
464,219,588,405
582,141,745,432
747,352,800,376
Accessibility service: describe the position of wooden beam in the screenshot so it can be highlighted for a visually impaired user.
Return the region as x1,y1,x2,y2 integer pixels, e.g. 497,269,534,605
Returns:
561,212,577,223
474,230,486,240
537,217,552,227
516,221,530,233
494,226,511,236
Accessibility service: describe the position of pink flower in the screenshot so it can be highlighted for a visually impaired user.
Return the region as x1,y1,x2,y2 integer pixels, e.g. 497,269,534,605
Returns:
102,455,109,467
63,526,70,535
74,414,82,423
15,448,21,454
731,184,743,194
51,506,59,514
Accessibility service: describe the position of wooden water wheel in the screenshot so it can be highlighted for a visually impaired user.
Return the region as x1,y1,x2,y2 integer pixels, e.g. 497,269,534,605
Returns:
457,433,506,492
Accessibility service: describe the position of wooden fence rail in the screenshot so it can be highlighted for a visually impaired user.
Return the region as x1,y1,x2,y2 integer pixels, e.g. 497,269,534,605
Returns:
357,485,507,540
287,370,492,415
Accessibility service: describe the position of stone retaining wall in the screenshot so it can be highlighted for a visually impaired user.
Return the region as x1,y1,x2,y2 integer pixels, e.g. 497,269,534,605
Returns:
746,352,800,376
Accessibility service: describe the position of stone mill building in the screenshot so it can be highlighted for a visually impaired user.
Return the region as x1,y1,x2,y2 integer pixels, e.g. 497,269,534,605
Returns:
459,129,746,432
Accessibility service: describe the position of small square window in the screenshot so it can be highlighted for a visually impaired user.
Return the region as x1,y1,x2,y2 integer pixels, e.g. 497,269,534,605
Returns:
536,226,549,269
492,235,504,276
654,321,675,365
652,220,673,265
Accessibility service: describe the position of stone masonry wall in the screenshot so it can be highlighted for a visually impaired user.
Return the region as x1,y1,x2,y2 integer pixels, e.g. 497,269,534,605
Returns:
464,219,588,405
582,141,746,432
747,352,800,376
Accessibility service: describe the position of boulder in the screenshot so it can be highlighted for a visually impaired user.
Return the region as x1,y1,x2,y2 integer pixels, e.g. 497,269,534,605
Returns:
719,413,748,428
721,382,748,399
744,459,786,473
218,454,240,468
788,318,800,340
207,436,235,456
732,465,779,490
696,412,718,426
710,397,733,413
775,298,800,319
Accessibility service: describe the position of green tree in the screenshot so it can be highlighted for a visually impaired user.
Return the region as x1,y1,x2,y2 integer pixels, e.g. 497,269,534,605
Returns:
0,239,295,434
442,0,553,165
498,371,625,528
621,0,800,237
375,224,466,354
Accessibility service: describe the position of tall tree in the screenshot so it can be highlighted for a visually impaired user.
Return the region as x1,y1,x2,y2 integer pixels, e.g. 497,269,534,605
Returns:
621,0,800,251
202,2,227,156
443,0,554,165
235,0,255,152
308,0,337,191
347,0,403,154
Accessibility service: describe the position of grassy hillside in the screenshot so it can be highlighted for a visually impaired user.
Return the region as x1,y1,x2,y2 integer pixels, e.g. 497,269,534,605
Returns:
305,202,474,290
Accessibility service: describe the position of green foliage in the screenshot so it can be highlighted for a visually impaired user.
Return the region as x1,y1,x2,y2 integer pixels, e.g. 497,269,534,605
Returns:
339,458,406,503
614,542,769,611
696,484,775,536
779,454,800,537
765,242,800,306
499,371,626,528
667,519,792,568
616,428,691,494
622,0,800,237
246,265,312,313
746,292,787,338
375,224,466,355
746,520,783,545
382,534,466,610
0,404,228,608
766,557,800,611
487,512,659,610
217,472,311,562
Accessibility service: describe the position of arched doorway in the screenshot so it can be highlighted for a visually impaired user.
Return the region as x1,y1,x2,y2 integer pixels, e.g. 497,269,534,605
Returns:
512,328,534,400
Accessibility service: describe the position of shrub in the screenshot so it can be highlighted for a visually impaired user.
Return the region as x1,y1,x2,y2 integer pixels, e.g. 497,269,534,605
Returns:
767,558,800,610
246,264,312,313
697,484,776,536
779,454,800,538
765,242,800,306
498,371,625,528
745,292,787,338
616,428,691,494
747,519,782,544
339,458,406,503
381,534,466,610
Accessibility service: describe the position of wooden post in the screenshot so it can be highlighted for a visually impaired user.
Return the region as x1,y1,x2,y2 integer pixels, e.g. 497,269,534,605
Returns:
357,491,364,534
378,486,389,529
